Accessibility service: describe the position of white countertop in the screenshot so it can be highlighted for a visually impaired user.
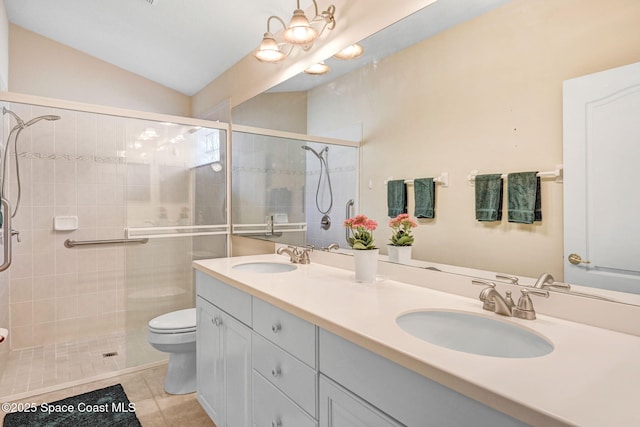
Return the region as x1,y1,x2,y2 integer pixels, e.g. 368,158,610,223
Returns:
193,254,640,427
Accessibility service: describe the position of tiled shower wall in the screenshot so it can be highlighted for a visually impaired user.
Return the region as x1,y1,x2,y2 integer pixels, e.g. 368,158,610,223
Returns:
1,102,229,356
304,143,358,250
3,104,129,349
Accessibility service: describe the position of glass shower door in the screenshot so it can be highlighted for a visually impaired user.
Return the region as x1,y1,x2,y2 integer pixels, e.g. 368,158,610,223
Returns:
123,119,228,367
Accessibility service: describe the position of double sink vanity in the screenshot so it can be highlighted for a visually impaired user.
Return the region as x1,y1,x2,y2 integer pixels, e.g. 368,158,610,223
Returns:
193,252,640,427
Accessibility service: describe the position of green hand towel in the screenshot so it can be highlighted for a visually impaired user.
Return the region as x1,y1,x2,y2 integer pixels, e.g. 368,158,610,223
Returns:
475,174,503,221
414,178,435,219
507,172,541,224
387,180,407,217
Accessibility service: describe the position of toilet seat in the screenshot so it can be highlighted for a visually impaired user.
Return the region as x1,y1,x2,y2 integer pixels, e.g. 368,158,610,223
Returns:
148,308,196,334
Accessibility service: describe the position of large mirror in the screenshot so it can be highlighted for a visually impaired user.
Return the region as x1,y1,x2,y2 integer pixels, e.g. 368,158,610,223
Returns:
230,0,640,303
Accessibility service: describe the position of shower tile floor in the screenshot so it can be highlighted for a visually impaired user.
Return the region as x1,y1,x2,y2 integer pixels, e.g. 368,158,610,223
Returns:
0,332,150,398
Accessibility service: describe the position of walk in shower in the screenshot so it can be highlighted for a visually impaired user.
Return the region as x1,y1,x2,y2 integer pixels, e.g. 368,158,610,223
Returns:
0,94,228,398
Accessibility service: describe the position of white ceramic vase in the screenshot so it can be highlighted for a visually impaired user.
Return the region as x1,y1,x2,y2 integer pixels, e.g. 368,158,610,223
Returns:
387,245,412,264
353,249,379,283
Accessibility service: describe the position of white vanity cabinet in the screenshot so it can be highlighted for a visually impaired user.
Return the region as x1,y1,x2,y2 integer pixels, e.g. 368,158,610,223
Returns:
251,298,318,427
196,272,252,427
195,268,529,427
319,329,529,427
319,376,403,427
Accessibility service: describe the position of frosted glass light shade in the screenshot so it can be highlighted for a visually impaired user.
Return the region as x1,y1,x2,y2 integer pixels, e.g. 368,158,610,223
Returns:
255,32,286,62
333,43,364,60
283,9,318,45
304,62,330,75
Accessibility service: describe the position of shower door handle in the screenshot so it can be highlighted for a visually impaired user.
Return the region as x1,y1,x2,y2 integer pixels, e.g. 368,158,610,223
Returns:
0,198,12,272
345,199,354,245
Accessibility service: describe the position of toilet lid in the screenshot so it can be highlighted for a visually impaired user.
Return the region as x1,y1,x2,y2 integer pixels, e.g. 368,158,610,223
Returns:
148,308,196,332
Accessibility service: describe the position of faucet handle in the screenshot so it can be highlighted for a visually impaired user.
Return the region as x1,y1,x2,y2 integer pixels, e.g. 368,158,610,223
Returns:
496,274,519,285
542,282,571,290
513,288,549,320
471,279,496,289
472,279,496,311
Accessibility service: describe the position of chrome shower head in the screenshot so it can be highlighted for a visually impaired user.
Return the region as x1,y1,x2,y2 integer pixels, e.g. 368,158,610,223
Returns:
23,115,61,127
301,145,328,160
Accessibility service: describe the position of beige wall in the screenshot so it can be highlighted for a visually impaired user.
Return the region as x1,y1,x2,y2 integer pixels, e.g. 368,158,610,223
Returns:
0,0,8,91
9,24,191,116
232,91,307,133
307,0,640,279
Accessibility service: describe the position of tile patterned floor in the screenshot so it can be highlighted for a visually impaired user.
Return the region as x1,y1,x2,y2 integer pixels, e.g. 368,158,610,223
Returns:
0,364,216,427
0,333,129,397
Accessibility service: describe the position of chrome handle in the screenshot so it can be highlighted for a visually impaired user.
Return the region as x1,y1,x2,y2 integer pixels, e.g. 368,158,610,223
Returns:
471,279,496,289
271,367,281,378
212,317,223,327
0,198,12,272
271,323,281,333
496,274,519,285
345,199,354,244
521,288,550,298
568,253,591,265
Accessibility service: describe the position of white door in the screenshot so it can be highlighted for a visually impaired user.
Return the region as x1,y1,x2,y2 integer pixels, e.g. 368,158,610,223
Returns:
563,61,640,294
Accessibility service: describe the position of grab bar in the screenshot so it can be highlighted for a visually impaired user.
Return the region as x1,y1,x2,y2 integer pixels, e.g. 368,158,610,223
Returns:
345,199,354,245
64,238,149,248
0,198,12,272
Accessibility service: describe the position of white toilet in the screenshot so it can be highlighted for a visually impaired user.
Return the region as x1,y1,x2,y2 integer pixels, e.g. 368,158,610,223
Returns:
147,308,197,394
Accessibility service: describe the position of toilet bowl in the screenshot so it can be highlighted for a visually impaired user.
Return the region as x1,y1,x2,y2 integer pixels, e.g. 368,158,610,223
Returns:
147,308,197,394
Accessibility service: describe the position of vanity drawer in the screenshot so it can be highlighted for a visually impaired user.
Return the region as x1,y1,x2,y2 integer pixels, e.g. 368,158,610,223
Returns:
253,332,317,416
253,298,316,367
253,371,317,427
196,270,252,326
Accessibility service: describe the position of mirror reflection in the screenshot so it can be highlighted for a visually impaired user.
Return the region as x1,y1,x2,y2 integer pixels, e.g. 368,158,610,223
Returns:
231,129,357,250
231,0,640,304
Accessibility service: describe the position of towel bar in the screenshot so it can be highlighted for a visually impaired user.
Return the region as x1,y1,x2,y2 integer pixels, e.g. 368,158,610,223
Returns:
468,165,563,183
384,173,449,187
64,238,149,248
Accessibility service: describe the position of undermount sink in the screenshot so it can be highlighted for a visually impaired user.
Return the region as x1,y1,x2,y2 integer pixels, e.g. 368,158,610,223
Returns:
232,262,297,274
396,310,553,358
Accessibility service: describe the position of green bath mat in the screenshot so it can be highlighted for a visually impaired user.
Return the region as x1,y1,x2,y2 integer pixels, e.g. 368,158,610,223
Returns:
3,384,141,427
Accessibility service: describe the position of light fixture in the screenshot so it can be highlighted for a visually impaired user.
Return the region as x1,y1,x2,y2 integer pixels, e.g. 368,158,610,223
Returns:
254,0,336,63
304,62,331,75
333,43,364,60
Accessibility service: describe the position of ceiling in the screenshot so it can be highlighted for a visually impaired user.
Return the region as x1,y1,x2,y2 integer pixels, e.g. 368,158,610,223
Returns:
5,0,510,97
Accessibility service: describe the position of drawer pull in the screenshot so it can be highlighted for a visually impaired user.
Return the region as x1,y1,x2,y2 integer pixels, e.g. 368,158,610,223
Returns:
272,420,282,427
271,366,281,378
271,323,281,333
212,317,223,327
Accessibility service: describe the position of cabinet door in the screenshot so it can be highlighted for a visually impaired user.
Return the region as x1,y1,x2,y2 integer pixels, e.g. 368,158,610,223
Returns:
197,298,252,427
319,376,403,427
197,298,225,425
224,311,252,427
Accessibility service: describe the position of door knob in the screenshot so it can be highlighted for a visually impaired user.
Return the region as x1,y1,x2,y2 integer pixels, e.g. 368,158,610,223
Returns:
568,253,591,265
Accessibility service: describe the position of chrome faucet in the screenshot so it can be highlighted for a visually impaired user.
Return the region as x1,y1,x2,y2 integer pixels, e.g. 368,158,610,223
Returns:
472,280,513,316
472,279,548,320
532,272,571,290
533,273,555,288
277,246,312,264
322,243,340,251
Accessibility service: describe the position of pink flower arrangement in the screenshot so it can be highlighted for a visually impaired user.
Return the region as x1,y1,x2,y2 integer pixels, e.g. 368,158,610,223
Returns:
389,213,418,246
344,214,378,250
